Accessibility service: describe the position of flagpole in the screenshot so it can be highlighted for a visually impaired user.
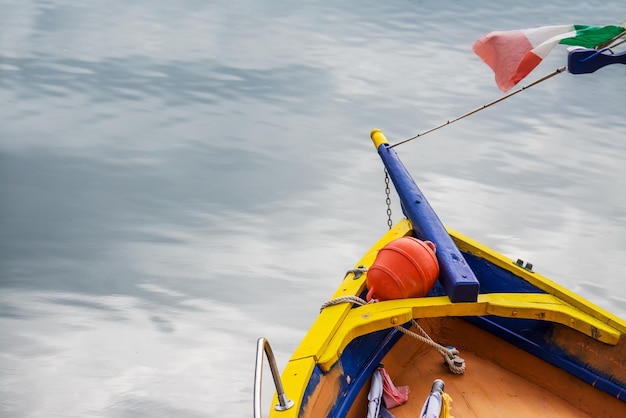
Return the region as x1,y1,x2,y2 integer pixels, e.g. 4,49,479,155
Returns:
596,30,626,50
389,66,567,148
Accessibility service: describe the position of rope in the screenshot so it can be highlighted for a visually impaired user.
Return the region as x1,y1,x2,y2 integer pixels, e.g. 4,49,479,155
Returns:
319,297,465,374
320,295,370,311
398,320,466,375
389,66,567,148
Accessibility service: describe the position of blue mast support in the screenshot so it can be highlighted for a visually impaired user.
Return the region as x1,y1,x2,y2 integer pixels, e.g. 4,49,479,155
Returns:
371,129,479,302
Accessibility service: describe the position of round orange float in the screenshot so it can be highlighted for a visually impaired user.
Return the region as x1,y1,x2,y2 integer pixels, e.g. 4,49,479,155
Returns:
366,237,440,301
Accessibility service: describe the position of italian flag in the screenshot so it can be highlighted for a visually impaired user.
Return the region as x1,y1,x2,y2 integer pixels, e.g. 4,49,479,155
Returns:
473,24,625,91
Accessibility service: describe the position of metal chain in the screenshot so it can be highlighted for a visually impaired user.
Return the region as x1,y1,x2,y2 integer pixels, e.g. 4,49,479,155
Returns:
384,168,392,230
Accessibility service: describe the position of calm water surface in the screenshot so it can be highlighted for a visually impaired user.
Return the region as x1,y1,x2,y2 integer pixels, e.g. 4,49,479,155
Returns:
1,1,625,416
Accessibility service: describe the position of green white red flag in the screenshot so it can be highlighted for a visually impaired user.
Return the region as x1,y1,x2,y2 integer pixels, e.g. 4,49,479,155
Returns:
473,24,625,91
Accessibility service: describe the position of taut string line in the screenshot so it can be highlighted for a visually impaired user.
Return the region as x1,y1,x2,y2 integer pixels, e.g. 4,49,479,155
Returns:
389,66,567,148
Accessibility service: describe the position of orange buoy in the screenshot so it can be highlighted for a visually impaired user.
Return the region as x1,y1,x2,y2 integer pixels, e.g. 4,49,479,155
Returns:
366,237,439,301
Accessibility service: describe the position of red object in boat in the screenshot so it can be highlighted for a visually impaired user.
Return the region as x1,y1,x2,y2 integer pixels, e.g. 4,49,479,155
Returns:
366,237,439,301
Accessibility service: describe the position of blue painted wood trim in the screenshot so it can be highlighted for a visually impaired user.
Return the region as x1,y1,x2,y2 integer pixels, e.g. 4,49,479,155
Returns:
296,328,403,417
376,143,480,302
331,328,404,418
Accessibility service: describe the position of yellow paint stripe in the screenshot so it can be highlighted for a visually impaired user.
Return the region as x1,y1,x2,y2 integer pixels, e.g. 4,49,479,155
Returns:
448,228,626,335
317,293,622,371
269,357,316,418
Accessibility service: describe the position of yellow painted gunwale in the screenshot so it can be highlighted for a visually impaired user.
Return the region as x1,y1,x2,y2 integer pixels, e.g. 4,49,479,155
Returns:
271,220,413,417
317,292,621,371
448,227,626,335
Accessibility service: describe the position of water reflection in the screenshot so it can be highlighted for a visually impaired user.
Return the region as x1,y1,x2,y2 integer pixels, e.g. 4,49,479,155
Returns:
0,288,271,417
1,0,625,417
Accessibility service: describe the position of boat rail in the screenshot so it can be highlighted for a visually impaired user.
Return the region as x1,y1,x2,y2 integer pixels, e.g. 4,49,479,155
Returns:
254,337,294,417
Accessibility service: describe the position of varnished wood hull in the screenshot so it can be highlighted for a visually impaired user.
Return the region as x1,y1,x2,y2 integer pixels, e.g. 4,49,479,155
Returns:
347,317,625,417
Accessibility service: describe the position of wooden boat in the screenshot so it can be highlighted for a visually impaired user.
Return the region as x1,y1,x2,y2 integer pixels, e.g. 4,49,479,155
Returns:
254,41,626,418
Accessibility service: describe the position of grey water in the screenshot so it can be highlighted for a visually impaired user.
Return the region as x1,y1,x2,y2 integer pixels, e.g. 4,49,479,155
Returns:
1,1,625,416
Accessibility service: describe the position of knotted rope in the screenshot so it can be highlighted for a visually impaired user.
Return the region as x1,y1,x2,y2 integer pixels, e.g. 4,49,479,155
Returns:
320,296,465,374
397,319,466,375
